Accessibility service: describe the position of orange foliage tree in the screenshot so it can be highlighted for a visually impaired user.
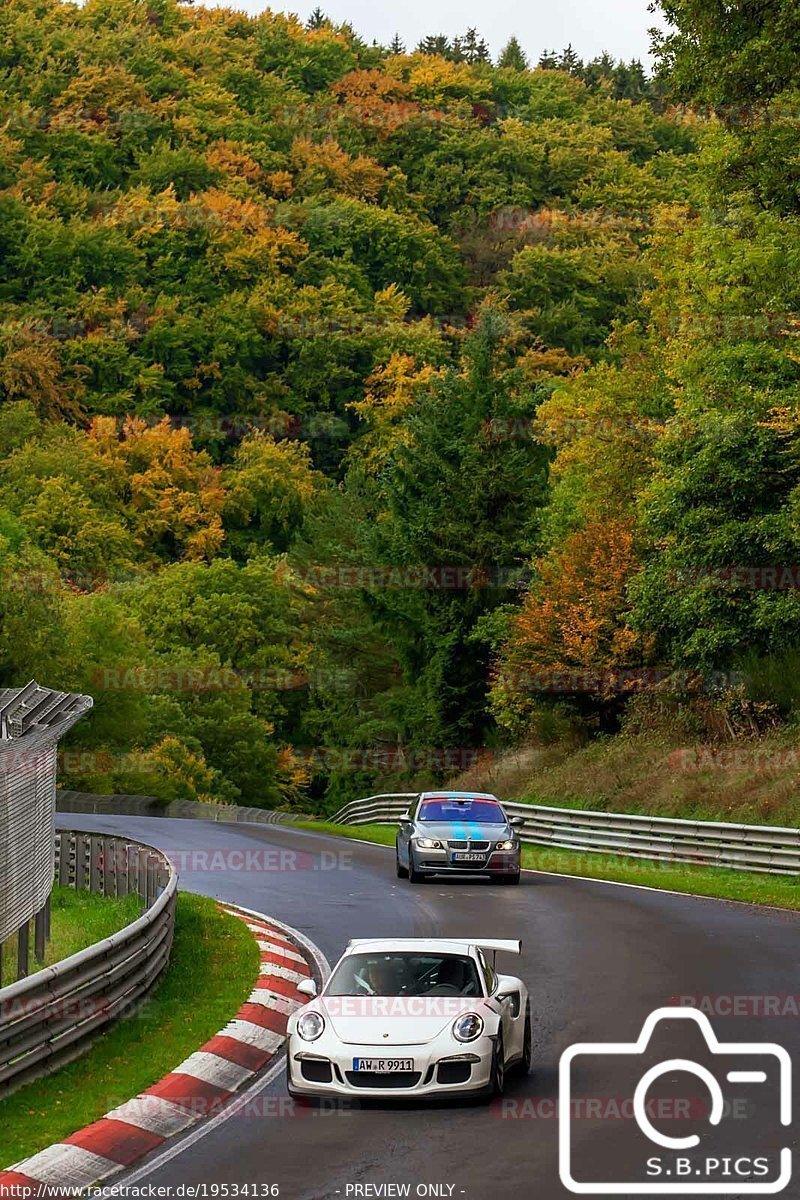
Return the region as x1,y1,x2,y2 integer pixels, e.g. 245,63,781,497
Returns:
88,416,226,562
492,518,650,728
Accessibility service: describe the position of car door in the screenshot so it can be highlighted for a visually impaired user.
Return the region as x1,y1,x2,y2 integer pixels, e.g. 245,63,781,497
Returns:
397,799,416,864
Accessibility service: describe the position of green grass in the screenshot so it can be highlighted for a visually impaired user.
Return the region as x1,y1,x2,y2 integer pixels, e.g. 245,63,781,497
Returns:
0,893,259,1167
291,820,800,910
0,887,141,988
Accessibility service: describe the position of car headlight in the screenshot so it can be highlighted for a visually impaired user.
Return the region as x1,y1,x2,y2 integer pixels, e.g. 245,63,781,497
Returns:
414,837,443,849
452,1012,484,1042
297,1011,325,1041
495,839,516,850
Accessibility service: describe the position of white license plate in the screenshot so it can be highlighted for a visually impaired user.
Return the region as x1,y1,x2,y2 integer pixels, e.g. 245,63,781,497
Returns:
353,1057,414,1072
453,852,485,862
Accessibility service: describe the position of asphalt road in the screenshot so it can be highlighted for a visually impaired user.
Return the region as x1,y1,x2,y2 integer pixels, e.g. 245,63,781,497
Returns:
55,814,800,1200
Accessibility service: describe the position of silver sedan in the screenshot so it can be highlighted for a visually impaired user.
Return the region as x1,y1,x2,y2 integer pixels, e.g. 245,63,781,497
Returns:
395,791,522,884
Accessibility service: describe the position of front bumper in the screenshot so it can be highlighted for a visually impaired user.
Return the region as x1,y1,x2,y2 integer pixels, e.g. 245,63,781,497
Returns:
413,848,520,875
287,1034,494,1099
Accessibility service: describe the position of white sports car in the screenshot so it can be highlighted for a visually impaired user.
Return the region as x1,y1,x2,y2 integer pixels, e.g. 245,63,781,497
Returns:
286,937,531,1101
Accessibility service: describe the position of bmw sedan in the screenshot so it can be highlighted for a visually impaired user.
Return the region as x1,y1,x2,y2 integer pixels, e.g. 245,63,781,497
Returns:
286,937,531,1101
395,791,522,884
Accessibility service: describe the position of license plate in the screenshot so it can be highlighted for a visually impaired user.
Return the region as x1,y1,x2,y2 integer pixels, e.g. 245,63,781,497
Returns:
352,1057,414,1072
452,852,485,862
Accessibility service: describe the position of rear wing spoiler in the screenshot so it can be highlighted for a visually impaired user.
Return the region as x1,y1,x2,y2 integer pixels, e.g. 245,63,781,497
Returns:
475,939,521,956
344,938,522,955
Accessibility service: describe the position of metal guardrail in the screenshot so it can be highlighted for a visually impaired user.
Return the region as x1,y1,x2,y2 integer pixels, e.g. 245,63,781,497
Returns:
330,794,800,876
0,829,177,1097
57,791,304,825
56,788,800,875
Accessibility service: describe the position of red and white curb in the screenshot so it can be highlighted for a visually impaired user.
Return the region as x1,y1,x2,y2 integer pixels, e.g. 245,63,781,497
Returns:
0,905,323,1197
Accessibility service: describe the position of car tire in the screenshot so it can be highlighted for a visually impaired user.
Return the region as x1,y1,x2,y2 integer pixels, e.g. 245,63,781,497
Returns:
504,870,521,885
519,1003,532,1075
408,851,425,884
396,853,408,879
490,1032,505,1097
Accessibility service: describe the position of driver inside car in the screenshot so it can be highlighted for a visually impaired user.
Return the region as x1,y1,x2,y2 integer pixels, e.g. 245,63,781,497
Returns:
356,958,400,995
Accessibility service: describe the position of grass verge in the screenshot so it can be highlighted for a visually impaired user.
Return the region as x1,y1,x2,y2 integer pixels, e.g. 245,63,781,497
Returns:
0,887,141,989
290,820,800,910
0,893,259,1167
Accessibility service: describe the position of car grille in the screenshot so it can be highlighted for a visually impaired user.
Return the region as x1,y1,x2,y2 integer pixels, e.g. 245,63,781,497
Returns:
345,1071,422,1089
436,1061,472,1085
447,839,490,851
300,1059,333,1083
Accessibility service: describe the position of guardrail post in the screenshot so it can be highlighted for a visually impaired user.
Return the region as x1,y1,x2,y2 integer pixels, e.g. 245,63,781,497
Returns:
157,863,169,897
16,920,29,980
138,848,149,905
34,905,47,964
58,830,71,886
75,832,88,891
146,855,156,908
100,838,113,896
116,844,129,897
90,835,101,894
130,843,139,897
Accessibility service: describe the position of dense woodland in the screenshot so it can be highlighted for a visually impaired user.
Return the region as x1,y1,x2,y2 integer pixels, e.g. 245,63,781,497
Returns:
0,0,798,812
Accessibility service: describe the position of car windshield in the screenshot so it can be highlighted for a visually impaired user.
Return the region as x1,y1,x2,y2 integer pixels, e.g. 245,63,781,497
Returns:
418,798,504,824
325,952,483,997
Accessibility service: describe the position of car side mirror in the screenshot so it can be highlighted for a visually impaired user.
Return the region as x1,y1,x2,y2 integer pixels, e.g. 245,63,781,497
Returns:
297,978,318,998
509,816,524,827
399,811,412,822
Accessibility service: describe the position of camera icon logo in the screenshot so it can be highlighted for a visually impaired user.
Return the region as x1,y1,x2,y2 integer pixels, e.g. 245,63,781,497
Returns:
559,1006,792,1194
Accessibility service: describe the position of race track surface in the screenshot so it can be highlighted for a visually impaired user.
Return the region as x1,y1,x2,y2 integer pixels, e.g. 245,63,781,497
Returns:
55,814,800,1200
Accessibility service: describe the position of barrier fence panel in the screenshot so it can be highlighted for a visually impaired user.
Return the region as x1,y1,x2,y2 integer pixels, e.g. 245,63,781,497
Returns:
0,683,93,982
